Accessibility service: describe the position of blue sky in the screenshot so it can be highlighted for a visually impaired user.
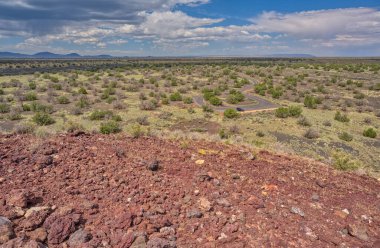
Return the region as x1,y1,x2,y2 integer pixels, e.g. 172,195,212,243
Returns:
0,0,379,56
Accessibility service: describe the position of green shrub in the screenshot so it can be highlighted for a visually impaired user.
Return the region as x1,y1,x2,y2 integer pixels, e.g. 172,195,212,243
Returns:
28,82,37,90
30,102,53,113
332,152,360,171
227,90,245,104
22,104,31,111
32,112,55,126
0,103,10,113
219,129,229,139
224,109,239,119
112,114,122,122
76,97,89,108
304,95,318,109
288,106,302,117
338,132,353,142
78,87,88,94
169,92,182,101
131,124,144,138
275,107,289,118
363,128,377,138
183,97,193,104
269,87,283,99
161,98,170,105
0,89,4,95
202,105,214,113
256,131,265,137
25,92,38,101
57,96,70,104
209,96,222,106
334,111,350,122
100,121,121,134
101,87,116,99
89,110,113,120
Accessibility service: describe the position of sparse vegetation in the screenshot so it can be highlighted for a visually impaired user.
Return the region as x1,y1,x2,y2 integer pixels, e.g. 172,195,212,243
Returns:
0,58,379,173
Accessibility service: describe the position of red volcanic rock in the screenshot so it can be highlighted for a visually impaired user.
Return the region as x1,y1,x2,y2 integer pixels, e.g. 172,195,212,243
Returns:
46,216,76,244
0,134,379,247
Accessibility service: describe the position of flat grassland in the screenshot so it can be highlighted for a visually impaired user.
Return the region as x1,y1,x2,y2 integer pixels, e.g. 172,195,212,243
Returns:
0,58,379,175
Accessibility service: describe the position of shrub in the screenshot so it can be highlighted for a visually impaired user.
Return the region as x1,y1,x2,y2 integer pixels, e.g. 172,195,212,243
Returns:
183,97,193,104
227,90,245,104
30,102,53,113
28,82,37,90
22,104,31,111
304,95,317,109
140,100,158,110
209,96,222,106
32,112,55,126
224,109,239,119
76,96,89,108
89,110,113,120
78,87,88,94
161,98,170,105
202,105,214,113
136,116,150,126
275,107,289,118
297,116,311,126
334,111,350,122
288,106,302,117
66,121,84,133
57,96,70,104
8,110,22,120
363,128,377,138
0,89,4,95
332,152,360,171
25,92,38,101
256,131,265,137
0,103,10,113
304,128,320,139
323,120,332,127
169,92,182,101
219,129,229,139
112,115,122,122
100,121,121,134
113,101,126,110
131,124,144,138
338,132,353,142
14,123,35,134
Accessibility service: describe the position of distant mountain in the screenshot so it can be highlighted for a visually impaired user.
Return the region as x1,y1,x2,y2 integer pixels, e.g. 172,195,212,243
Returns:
0,51,115,59
0,52,28,58
266,54,316,58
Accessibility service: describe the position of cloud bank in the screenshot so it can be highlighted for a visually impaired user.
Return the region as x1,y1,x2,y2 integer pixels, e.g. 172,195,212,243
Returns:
0,0,379,56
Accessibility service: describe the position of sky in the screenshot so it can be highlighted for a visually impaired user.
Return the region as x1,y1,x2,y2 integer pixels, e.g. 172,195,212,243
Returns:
0,0,379,56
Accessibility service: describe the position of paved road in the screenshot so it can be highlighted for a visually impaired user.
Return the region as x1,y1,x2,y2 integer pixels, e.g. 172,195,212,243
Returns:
193,84,279,112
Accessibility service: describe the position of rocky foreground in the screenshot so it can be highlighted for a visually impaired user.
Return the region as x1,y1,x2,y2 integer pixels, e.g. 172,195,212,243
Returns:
0,133,379,248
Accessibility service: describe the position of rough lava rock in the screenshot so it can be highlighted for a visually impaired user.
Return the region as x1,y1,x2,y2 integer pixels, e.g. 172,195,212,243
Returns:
0,216,15,244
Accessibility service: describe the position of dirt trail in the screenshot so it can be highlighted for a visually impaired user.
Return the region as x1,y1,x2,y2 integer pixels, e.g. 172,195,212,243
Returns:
0,133,379,247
